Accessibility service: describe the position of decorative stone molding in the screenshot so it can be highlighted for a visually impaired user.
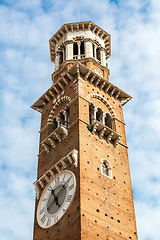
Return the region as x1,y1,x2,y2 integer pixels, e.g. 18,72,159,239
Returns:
73,36,84,41
100,158,112,178
41,125,68,153
92,120,121,147
99,127,106,139
106,132,114,143
33,149,78,200
49,21,111,63
88,93,116,117
47,96,71,123
31,62,132,114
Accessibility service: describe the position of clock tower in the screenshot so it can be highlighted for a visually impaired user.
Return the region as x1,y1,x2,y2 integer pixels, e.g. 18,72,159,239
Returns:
32,21,138,240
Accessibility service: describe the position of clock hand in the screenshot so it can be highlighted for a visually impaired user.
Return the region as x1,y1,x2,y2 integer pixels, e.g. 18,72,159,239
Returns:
51,189,60,207
56,176,72,198
47,189,60,211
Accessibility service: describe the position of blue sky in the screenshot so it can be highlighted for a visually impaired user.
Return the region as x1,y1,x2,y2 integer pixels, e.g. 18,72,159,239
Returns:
0,0,160,239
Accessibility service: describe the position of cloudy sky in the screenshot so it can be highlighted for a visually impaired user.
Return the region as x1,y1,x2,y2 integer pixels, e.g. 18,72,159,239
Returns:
0,0,160,239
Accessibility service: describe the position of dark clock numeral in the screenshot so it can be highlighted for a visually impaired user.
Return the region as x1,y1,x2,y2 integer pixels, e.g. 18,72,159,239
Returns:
55,177,59,184
66,194,72,202
63,174,66,181
48,186,53,191
54,214,58,223
40,207,45,215
46,217,51,226
63,208,66,212
69,183,74,191
41,214,47,224
42,198,48,202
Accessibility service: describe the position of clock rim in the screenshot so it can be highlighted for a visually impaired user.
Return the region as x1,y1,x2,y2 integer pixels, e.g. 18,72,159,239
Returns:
36,170,76,229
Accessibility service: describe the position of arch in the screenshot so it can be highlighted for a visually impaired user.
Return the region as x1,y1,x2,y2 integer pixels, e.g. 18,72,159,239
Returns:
47,96,71,123
87,93,116,117
89,103,112,126
73,42,78,56
100,158,112,178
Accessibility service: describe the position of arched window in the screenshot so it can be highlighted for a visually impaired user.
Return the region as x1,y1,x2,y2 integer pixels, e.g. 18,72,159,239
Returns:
73,43,78,56
105,113,112,128
100,158,112,178
96,48,101,63
93,44,95,57
59,51,63,65
80,41,85,55
96,108,103,123
64,46,66,61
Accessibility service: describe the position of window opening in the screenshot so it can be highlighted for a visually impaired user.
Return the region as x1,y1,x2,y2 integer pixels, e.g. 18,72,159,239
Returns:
59,113,65,126
73,43,78,56
100,158,112,178
64,47,66,61
102,162,108,176
96,48,101,62
96,108,103,123
59,51,63,65
93,44,95,57
80,41,85,55
105,113,112,129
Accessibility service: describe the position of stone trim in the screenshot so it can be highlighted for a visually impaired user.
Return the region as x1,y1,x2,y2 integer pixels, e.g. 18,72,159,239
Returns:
31,62,131,113
100,158,112,179
88,93,116,117
47,95,71,123
33,149,78,200
92,120,121,148
49,21,111,62
41,125,68,153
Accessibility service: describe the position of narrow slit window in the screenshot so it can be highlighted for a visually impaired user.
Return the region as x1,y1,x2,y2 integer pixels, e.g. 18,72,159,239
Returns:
59,51,63,65
80,41,85,55
93,44,95,57
73,43,78,55
96,48,101,62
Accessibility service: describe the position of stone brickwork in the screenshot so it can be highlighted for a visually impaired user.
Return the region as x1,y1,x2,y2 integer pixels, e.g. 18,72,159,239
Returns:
32,21,138,240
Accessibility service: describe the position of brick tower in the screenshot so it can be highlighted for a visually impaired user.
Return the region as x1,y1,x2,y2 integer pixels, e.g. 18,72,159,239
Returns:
32,21,138,240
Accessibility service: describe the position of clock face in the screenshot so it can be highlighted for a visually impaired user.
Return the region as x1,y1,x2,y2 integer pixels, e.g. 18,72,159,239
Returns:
37,170,76,228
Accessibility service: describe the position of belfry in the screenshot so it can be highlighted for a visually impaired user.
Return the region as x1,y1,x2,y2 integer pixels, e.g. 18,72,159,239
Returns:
32,21,138,240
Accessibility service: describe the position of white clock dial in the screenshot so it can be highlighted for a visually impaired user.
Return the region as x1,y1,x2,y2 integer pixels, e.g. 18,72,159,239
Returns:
37,170,76,228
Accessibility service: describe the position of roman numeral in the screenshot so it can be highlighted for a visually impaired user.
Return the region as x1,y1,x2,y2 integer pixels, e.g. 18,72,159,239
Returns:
42,198,48,202
48,186,52,191
41,214,47,224
55,177,59,184
40,207,45,215
69,183,74,191
66,195,72,202
63,208,66,212
46,218,51,227
63,174,66,181
54,214,58,223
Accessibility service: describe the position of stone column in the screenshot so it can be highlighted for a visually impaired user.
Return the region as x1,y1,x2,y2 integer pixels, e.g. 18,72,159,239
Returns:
99,113,106,125
94,46,97,59
84,41,92,58
77,42,81,59
101,50,106,66
91,107,97,124
55,53,59,71
66,42,73,60
56,117,61,128
63,110,68,127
